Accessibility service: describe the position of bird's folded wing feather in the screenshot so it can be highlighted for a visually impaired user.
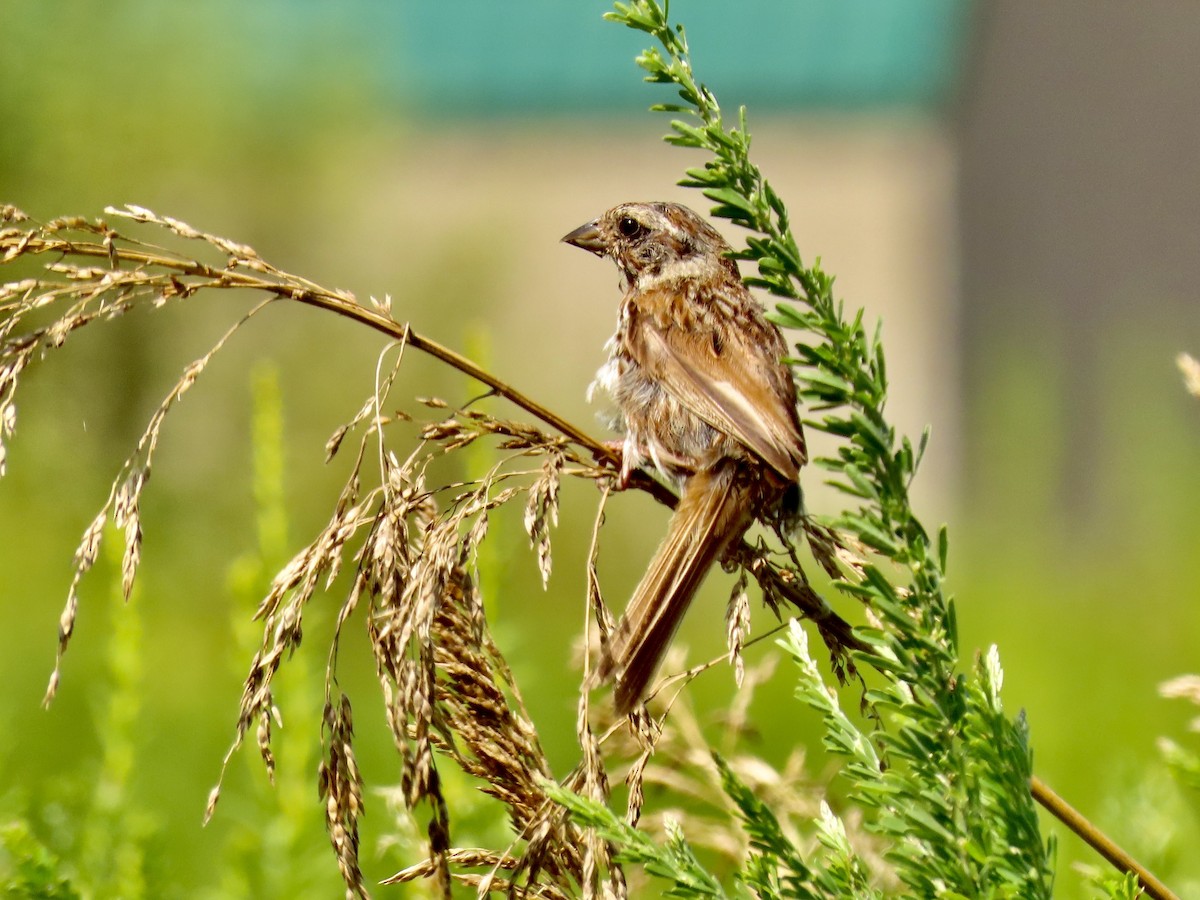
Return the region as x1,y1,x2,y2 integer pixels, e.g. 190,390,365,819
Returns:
629,301,806,481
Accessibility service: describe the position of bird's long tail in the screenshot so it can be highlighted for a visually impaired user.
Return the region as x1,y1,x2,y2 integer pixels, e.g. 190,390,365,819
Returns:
599,460,755,714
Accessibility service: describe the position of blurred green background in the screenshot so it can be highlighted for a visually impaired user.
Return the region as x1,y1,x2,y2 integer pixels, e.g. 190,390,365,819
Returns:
2,1,1198,896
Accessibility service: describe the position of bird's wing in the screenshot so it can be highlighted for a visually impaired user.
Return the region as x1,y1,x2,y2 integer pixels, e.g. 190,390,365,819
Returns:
628,291,807,481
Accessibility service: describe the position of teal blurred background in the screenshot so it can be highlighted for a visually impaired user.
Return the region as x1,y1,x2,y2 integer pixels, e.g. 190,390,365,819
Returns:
2,1,1198,896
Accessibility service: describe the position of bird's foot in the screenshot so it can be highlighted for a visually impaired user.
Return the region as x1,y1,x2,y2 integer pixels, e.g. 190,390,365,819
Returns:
594,440,634,489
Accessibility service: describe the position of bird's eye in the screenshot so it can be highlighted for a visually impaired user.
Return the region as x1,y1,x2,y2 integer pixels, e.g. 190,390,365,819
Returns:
617,216,644,239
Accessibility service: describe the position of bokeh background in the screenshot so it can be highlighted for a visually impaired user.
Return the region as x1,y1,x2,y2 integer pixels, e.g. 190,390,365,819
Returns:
2,1,1198,896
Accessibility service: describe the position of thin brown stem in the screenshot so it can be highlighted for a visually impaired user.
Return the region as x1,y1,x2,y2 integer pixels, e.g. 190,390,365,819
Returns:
12,229,621,470
1030,775,1179,900
283,291,690,511
8,222,851,635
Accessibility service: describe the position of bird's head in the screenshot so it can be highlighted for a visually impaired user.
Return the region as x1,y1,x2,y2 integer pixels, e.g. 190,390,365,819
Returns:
562,201,737,290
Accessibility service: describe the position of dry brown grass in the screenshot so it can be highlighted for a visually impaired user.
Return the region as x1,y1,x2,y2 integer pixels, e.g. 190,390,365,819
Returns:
1,204,866,897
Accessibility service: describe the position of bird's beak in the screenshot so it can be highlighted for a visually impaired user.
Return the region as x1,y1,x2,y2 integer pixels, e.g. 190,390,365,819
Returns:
561,219,607,256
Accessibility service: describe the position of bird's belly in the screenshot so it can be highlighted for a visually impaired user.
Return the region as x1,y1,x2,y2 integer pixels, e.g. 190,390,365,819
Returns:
613,363,730,479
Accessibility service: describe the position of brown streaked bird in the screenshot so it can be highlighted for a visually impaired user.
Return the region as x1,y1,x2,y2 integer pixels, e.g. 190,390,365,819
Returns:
563,201,806,714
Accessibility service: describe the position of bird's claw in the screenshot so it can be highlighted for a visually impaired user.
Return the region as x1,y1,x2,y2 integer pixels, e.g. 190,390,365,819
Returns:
594,440,633,489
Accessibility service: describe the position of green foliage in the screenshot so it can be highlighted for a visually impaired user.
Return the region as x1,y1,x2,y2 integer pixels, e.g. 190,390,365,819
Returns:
75,530,155,899
0,821,81,900
714,753,878,900
1158,675,1200,795
603,1,1060,896
1160,738,1200,794
543,782,728,899
713,752,812,899
1097,872,1146,900
214,363,342,899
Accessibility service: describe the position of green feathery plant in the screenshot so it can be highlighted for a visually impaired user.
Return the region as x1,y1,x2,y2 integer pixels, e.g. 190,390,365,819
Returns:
218,363,340,898
0,821,81,900
551,3,1173,899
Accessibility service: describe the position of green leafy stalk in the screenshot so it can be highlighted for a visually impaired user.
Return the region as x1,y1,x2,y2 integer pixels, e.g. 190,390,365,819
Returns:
714,752,878,900
1,822,82,900
78,526,153,899
542,781,727,899
219,363,332,897
605,2,1057,896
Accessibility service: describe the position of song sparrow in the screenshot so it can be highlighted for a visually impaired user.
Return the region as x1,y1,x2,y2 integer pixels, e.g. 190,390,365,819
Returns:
563,201,807,713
